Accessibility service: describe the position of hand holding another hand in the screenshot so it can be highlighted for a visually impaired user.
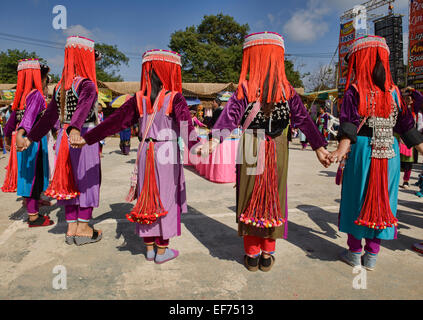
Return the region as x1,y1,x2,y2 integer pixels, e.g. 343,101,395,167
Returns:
315,147,331,168
16,131,31,152
69,129,86,148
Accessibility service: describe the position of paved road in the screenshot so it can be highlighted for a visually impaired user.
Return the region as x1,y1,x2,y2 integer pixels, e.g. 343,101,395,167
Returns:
0,137,422,299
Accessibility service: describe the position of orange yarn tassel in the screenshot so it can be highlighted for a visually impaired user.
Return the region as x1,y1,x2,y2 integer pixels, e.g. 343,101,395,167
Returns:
44,127,79,200
355,158,398,230
239,138,285,228
126,141,168,224
1,132,18,193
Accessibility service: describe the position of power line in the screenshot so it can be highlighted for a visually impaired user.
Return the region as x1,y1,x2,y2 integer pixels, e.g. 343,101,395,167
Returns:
0,32,336,61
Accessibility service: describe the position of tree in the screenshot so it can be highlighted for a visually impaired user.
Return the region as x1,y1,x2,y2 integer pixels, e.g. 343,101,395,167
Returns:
307,64,337,92
94,43,129,82
49,74,61,83
169,14,249,83
0,49,47,83
285,59,304,88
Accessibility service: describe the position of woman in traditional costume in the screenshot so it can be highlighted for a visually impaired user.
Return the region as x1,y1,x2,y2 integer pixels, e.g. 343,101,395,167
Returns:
119,127,132,155
26,36,103,245
316,106,329,141
78,49,199,264
208,32,329,272
330,36,423,270
3,59,53,227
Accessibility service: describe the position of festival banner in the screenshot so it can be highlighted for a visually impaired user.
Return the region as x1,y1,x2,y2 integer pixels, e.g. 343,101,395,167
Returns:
337,20,355,99
408,0,423,89
1,89,16,101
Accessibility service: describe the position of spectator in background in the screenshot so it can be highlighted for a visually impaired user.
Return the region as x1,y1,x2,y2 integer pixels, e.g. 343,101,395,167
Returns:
203,105,213,127
209,97,224,128
316,105,329,141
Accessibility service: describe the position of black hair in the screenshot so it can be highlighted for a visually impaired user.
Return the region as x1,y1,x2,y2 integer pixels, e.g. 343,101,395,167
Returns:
40,64,50,78
149,68,163,107
372,53,386,92
95,50,102,61
214,98,222,106
40,64,50,84
261,68,279,116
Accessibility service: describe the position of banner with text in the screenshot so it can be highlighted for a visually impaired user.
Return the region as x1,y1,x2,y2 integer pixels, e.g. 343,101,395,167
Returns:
337,20,355,100
408,0,423,89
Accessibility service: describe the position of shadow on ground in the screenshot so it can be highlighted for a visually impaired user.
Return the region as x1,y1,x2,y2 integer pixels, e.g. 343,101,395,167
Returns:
93,202,145,256
9,197,60,222
318,171,337,178
290,204,343,261
183,205,243,265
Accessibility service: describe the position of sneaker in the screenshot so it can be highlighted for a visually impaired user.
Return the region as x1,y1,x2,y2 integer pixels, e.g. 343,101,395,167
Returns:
402,182,409,189
362,251,378,271
340,249,361,267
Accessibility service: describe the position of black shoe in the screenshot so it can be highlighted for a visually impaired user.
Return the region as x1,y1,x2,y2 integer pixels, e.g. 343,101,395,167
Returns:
244,255,259,272
259,254,275,272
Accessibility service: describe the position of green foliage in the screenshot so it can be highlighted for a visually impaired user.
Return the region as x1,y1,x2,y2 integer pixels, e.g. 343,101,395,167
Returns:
285,59,304,88
94,43,129,82
170,14,304,87
0,49,46,83
169,14,249,83
49,74,61,83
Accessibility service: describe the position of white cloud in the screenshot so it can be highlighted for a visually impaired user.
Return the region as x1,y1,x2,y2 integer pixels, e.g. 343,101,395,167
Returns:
46,55,64,68
267,13,275,24
63,25,93,38
283,0,330,42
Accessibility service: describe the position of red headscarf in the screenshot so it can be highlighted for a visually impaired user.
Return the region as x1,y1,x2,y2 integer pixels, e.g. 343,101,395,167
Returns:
237,32,293,104
57,36,98,93
345,35,394,119
138,49,182,115
12,59,43,111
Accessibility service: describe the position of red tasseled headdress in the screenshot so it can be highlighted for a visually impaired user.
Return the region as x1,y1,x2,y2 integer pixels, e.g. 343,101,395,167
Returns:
57,36,98,93
237,31,293,104
138,49,182,115
12,59,43,111
344,37,400,230
345,35,394,119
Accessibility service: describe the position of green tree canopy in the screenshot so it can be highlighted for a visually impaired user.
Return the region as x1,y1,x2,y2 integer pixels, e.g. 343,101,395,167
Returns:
0,49,47,83
170,14,304,88
0,45,129,84
285,59,304,88
94,43,129,82
169,14,249,83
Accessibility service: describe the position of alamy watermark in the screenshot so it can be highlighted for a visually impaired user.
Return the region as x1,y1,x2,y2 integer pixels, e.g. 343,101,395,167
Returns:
52,265,67,290
133,124,267,176
52,5,67,30
352,266,367,290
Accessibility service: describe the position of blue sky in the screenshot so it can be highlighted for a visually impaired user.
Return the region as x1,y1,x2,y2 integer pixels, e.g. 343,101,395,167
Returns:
0,0,411,90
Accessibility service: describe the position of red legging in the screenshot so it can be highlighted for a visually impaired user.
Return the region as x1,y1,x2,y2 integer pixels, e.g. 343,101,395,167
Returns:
244,235,276,257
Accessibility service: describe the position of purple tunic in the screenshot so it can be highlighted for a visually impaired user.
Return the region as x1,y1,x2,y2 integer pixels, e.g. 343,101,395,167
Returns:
338,86,421,145
4,110,17,138
27,79,101,208
84,92,199,240
18,91,45,134
412,89,423,114
212,89,327,150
